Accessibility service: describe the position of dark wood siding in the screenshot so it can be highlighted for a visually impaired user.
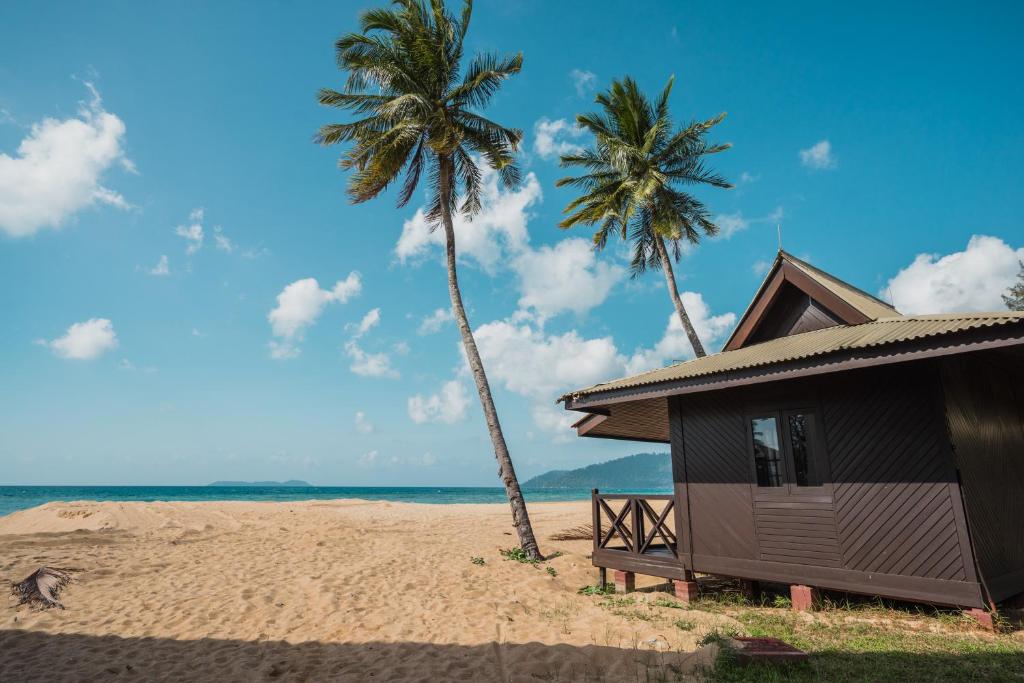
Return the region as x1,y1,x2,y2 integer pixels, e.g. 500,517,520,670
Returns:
666,363,984,606
825,364,970,583
747,283,842,345
942,350,1024,601
676,391,757,561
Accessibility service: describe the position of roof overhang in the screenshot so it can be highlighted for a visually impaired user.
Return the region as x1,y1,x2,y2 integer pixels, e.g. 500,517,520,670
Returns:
561,328,1024,445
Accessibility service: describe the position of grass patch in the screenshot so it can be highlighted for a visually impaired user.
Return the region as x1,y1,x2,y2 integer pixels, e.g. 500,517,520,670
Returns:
546,566,558,578
469,556,484,566
703,608,1024,682
499,547,539,564
577,583,615,596
651,596,686,610
674,618,696,631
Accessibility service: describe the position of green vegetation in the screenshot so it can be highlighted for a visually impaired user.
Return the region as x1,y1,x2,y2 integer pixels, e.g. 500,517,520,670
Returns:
546,566,558,577
576,583,615,596
1004,260,1024,311
500,547,539,564
705,609,1024,682
469,556,485,566
674,618,696,631
524,452,671,489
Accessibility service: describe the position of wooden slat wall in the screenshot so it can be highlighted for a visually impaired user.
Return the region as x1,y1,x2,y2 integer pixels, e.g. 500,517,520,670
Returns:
825,364,969,582
587,398,669,443
754,500,843,567
677,391,758,560
941,350,1024,601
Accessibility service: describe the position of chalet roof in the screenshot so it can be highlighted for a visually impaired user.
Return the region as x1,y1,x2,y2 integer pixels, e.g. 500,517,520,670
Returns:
722,250,899,351
777,251,898,320
560,312,1024,403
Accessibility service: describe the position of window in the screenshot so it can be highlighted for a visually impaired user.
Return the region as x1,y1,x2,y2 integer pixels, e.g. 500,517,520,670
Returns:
751,417,784,487
787,412,821,487
749,409,825,491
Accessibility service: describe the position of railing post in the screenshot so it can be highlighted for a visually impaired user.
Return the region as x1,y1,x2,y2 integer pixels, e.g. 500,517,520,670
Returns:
591,489,600,554
631,496,642,557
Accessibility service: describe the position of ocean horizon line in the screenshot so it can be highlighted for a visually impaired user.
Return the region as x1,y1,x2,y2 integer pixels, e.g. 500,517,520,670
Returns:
0,484,673,518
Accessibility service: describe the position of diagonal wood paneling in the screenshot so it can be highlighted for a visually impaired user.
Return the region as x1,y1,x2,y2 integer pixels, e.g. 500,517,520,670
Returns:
941,350,1024,600
679,391,758,560
826,364,967,581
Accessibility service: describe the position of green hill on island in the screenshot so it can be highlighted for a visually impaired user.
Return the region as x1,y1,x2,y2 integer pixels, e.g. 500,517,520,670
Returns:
208,480,312,487
523,452,671,490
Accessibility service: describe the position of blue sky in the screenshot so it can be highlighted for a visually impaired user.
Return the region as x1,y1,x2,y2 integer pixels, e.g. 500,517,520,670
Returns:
1,1,1022,486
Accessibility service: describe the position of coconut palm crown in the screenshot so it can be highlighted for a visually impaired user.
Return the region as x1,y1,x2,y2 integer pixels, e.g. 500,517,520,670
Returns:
557,75,732,357
315,0,543,560
315,0,522,219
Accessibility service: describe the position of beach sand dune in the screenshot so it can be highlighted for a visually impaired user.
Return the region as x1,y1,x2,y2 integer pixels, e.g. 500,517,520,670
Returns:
0,500,728,681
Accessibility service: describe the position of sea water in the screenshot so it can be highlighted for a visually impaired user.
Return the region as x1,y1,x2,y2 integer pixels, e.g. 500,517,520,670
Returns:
0,485,671,518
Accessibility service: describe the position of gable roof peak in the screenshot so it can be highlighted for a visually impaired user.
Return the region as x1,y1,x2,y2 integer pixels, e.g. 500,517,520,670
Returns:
723,250,901,351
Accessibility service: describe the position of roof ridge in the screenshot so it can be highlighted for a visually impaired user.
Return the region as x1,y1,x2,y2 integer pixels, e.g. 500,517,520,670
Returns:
781,250,899,313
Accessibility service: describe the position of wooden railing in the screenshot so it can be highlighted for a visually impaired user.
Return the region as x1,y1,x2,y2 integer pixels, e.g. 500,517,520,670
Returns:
592,490,678,559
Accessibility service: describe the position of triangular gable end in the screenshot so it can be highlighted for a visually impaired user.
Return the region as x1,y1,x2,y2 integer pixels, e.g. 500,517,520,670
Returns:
722,251,900,352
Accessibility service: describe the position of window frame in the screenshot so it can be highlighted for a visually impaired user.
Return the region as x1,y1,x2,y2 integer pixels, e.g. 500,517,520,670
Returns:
745,405,831,498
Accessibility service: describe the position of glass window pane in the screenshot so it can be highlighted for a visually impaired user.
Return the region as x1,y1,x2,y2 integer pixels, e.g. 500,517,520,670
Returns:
788,413,820,487
751,417,783,487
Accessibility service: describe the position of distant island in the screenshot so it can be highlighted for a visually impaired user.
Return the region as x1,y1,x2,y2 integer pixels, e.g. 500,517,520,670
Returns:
524,452,671,490
207,480,312,487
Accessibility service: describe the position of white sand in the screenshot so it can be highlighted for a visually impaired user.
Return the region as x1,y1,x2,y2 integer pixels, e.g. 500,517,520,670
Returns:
0,500,730,681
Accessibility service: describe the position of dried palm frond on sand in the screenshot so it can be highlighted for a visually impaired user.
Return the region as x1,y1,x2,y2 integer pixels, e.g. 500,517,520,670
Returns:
11,567,75,610
549,524,593,541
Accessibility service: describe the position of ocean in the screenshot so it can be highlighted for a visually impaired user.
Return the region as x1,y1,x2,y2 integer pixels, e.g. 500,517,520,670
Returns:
0,485,671,518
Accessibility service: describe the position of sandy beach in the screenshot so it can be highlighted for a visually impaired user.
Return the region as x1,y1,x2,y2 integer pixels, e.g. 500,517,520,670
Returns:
0,500,728,681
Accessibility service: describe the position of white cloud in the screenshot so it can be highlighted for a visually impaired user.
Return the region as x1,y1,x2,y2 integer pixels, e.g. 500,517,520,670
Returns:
345,341,399,378
344,308,398,378
355,411,374,434
39,318,118,360
175,208,205,254
147,254,170,276
712,206,784,241
883,235,1024,314
714,212,750,239
418,307,454,335
752,259,771,276
799,140,836,170
471,291,734,438
533,118,586,160
395,166,542,273
349,308,381,338
267,272,362,358
408,380,470,424
358,450,379,467
569,69,597,97
514,237,624,319
0,82,132,238
213,226,234,253
473,320,622,400
739,171,761,184
623,295,737,375
421,452,437,466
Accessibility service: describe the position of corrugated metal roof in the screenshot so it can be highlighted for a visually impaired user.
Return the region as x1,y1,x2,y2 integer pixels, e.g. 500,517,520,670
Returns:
784,252,899,321
562,312,1024,400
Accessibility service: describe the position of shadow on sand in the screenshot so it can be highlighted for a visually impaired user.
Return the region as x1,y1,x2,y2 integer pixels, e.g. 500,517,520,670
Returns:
0,629,711,682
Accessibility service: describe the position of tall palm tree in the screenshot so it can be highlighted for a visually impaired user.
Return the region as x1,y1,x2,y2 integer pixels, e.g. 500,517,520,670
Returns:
557,76,732,358
315,0,542,559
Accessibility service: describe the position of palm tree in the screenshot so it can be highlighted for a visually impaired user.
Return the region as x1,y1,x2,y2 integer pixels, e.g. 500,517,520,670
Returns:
557,76,732,358
315,0,541,559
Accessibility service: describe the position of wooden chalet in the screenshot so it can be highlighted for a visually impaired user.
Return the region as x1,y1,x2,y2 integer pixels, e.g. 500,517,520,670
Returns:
559,251,1024,619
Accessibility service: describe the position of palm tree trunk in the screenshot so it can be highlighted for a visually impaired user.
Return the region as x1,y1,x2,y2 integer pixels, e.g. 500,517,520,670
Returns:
437,157,542,560
654,235,707,358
